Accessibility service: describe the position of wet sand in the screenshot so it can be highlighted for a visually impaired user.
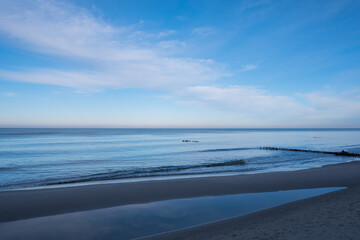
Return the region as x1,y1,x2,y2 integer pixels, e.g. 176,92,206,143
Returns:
144,186,360,240
1,161,360,224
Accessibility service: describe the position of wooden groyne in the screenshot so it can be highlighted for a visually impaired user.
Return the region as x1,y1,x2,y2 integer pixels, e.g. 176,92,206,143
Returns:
260,147,360,158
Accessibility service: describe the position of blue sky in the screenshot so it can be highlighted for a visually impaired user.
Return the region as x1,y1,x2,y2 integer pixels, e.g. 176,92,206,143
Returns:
0,0,359,127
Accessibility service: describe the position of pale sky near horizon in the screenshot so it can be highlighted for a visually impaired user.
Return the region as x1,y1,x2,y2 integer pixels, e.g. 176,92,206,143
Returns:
0,0,359,128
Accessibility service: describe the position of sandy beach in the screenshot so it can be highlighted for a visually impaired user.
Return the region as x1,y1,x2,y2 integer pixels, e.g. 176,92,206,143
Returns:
1,161,360,239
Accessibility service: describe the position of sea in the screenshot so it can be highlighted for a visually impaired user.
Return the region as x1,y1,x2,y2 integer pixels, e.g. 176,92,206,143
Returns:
0,128,359,190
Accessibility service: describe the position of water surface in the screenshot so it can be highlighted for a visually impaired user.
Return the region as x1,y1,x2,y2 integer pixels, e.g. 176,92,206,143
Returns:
1,128,359,189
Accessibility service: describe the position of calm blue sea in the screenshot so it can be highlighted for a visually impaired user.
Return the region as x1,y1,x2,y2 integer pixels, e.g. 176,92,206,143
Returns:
0,128,359,190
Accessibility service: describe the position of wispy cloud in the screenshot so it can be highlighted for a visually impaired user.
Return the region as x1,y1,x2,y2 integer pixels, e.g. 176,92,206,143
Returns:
237,0,271,12
301,92,360,120
191,27,217,37
0,60,222,90
175,85,360,126
0,92,16,97
177,85,308,118
0,0,226,90
0,0,119,60
240,64,257,72
156,40,187,51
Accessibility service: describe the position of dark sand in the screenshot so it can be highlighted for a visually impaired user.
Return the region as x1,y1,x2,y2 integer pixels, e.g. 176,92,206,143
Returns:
1,161,360,224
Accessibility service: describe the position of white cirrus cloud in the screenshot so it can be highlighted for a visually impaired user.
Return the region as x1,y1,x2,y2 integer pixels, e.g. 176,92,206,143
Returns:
175,85,360,126
191,27,217,37
0,59,222,90
301,92,360,120
0,92,17,97
0,0,227,90
240,64,257,72
177,85,309,116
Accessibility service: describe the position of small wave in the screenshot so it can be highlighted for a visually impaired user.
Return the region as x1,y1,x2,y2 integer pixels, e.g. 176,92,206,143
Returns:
203,159,246,167
42,159,247,186
200,147,254,152
0,167,17,171
0,159,123,172
0,130,61,136
91,159,246,177
339,144,360,148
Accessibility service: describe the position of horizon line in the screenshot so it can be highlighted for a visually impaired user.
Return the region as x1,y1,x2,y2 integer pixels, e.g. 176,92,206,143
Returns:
1,126,360,130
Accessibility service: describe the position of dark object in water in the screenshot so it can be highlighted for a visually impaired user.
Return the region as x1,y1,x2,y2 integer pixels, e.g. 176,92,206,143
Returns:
182,140,199,143
260,147,360,158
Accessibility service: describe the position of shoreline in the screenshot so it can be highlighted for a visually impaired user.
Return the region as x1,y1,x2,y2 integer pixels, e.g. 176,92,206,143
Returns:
1,160,360,223
2,162,340,192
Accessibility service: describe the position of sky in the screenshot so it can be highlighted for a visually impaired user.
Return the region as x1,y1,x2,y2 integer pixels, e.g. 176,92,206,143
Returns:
0,0,359,128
